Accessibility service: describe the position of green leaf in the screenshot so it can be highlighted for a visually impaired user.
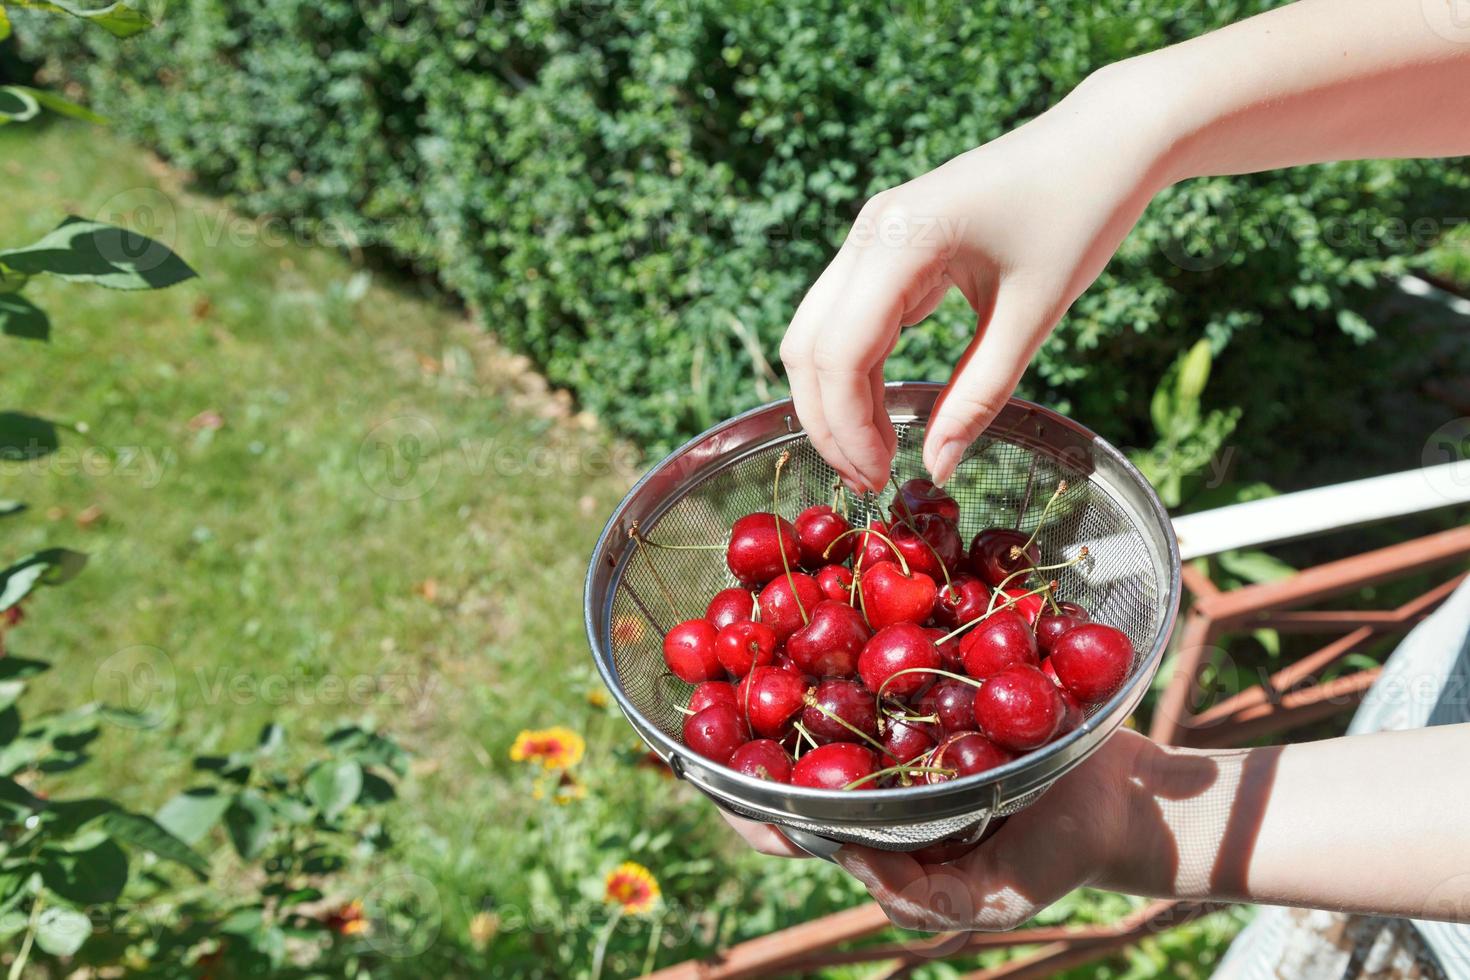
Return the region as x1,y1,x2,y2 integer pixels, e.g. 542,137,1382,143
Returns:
305,759,362,820
0,217,195,290
0,293,51,341
0,775,45,816
0,549,88,612
0,412,60,461
0,86,39,125
0,500,25,517
10,0,151,38
1216,548,1296,585
1251,628,1282,658
35,906,91,957
156,787,230,845
0,7,11,41
41,839,128,904
225,791,273,860
18,87,106,124
95,810,208,878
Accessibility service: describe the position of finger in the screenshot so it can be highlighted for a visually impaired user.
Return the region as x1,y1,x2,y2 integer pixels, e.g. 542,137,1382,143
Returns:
717,810,810,858
869,364,897,462
834,847,940,931
923,285,1055,485
900,279,951,327
782,256,866,491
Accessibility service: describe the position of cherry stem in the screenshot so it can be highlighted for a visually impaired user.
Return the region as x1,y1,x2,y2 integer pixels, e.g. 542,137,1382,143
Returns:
1014,456,1039,530
792,720,818,757
1044,582,1062,617
987,550,1088,613
876,666,984,705
627,523,681,617
656,673,699,715
824,526,910,577
843,764,955,791
1018,480,1069,557
800,693,890,755
936,581,1058,647
773,451,809,626
886,473,953,595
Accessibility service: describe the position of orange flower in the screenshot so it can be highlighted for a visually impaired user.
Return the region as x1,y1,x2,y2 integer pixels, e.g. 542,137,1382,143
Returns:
604,862,660,916
325,900,368,936
611,614,645,647
510,727,585,769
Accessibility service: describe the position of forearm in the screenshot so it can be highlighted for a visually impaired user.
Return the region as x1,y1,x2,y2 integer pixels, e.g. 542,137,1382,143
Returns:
1113,725,1470,918
1102,0,1470,190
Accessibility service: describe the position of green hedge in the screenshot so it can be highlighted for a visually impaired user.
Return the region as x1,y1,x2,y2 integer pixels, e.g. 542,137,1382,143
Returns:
18,0,1470,464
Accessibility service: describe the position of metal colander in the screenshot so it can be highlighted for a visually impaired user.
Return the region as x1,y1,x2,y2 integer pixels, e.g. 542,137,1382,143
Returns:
584,383,1180,856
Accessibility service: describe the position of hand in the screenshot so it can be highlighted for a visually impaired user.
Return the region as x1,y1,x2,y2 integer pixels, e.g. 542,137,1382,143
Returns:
778,66,1174,490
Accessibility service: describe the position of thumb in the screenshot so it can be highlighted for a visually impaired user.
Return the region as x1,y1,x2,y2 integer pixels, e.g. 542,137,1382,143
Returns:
923,286,1054,485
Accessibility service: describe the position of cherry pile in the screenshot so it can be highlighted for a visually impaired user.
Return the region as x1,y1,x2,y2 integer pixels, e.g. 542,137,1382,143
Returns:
655,463,1135,791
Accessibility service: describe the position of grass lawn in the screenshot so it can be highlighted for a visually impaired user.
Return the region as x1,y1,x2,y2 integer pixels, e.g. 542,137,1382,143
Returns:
2,121,1243,977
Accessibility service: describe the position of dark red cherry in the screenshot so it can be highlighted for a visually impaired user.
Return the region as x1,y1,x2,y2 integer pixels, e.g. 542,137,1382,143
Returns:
663,619,723,683
924,626,965,673
972,664,1064,752
925,731,1016,783
714,620,778,677
1050,623,1133,704
795,505,853,567
800,679,878,744
879,715,937,769
814,564,854,604
705,587,756,630
727,512,801,587
959,608,1038,679
791,742,877,790
729,739,793,782
757,572,822,642
889,477,960,524
689,681,738,715
917,680,981,734
933,574,992,630
1054,686,1085,736
859,561,937,629
786,600,870,677
683,704,749,764
737,666,809,738
968,528,1039,588
1036,600,1090,656
858,623,940,698
894,513,965,576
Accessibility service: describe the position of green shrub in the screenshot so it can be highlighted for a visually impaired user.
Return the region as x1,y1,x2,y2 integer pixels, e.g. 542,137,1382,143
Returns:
16,0,1470,466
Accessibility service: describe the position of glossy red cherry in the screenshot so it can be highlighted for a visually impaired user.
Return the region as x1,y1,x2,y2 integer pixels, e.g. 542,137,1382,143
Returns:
968,528,1039,588
1000,586,1045,626
1054,686,1085,736
959,608,1038,679
814,564,854,604
924,626,965,673
1036,600,1090,656
689,680,738,715
791,742,877,790
1050,623,1133,704
683,704,749,764
891,513,965,578
786,600,870,677
729,739,793,782
795,504,853,567
933,574,992,631
859,561,937,629
917,680,982,734
925,731,1016,783
663,619,722,683
800,679,878,744
757,572,822,642
858,622,940,698
726,512,801,587
972,664,1064,752
858,520,899,567
889,477,960,524
879,715,937,769
714,620,778,677
705,587,756,630
737,666,808,738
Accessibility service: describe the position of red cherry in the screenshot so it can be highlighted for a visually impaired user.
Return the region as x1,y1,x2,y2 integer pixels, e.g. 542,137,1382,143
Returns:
879,715,937,768
972,664,1064,752
1036,601,1090,656
814,564,854,604
959,608,1038,679
757,573,822,642
968,528,1039,588
786,600,870,677
889,477,960,524
800,679,878,744
925,731,1016,783
1040,657,1062,686
729,739,793,782
917,680,980,734
737,666,808,738
1050,623,1133,704
1000,586,1045,626
859,561,937,629
714,620,778,677
794,505,853,567
683,704,749,765
1055,686,1085,736
924,626,965,673
891,514,964,578
689,681,738,715
705,588,756,630
933,574,992,630
858,520,898,567
663,619,722,683
727,513,801,587
858,623,940,698
791,742,877,790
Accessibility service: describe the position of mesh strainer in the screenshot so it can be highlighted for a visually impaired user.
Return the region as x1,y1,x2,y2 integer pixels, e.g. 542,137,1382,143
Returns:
584,383,1180,857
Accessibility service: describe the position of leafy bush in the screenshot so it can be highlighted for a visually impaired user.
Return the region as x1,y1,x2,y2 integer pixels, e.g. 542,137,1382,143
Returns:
15,0,1469,465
